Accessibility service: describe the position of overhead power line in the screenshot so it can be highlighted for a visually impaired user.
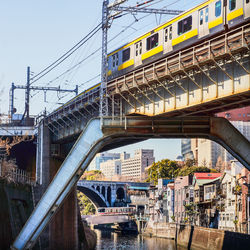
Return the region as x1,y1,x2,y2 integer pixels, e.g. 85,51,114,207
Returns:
30,22,102,85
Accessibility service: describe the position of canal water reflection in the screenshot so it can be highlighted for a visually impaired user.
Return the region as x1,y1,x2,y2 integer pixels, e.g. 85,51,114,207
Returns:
95,230,186,250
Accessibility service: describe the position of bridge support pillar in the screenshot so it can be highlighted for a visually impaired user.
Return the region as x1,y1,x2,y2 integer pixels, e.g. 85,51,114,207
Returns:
35,123,79,250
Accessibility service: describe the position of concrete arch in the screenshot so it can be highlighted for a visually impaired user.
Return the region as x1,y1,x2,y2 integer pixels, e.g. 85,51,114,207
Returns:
13,116,250,249
77,186,108,208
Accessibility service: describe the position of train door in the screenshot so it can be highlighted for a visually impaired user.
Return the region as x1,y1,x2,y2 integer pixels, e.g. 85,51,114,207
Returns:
134,40,142,67
198,6,209,38
164,25,173,53
111,52,119,75
244,0,250,18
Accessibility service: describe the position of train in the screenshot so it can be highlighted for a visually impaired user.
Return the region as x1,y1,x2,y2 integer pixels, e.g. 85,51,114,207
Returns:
97,206,136,216
51,0,250,114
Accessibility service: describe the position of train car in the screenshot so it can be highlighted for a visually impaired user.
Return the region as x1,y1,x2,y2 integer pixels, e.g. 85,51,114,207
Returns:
49,0,250,115
107,0,250,81
97,207,136,216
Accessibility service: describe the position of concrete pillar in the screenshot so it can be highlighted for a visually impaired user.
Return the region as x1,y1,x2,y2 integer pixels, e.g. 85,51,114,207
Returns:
36,123,79,250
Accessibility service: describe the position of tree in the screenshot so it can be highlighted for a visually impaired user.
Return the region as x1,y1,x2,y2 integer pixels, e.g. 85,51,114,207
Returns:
80,170,104,181
146,159,180,185
77,191,96,215
185,158,196,167
178,166,217,176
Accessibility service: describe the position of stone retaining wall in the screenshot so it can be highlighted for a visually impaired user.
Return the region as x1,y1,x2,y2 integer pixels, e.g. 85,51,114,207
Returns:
143,222,250,250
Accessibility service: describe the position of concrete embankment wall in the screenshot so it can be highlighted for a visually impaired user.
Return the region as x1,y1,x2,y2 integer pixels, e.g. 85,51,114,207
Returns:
0,180,34,250
143,222,250,250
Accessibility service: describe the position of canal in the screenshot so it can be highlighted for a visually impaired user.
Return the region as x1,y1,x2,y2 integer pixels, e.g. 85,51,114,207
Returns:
95,230,186,250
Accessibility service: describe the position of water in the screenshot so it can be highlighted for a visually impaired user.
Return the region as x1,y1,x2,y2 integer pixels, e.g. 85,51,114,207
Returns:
95,230,186,250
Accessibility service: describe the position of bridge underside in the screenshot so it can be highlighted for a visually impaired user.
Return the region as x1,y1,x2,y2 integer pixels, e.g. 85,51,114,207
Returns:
77,186,107,208
12,116,250,249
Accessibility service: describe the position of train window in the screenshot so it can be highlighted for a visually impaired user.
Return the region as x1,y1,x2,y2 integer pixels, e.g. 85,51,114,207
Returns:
135,41,142,56
215,1,222,17
229,0,236,11
178,16,192,35
205,8,209,23
164,26,172,42
165,28,168,42
146,33,159,51
112,53,119,67
200,10,204,25
122,48,130,62
169,26,172,40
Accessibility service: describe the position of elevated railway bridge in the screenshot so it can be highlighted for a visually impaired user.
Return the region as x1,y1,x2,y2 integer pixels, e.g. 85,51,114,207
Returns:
12,23,250,249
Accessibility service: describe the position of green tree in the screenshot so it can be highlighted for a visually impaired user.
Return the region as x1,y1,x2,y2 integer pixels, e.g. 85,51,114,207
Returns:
77,170,103,215
178,166,217,176
77,191,96,215
146,159,180,185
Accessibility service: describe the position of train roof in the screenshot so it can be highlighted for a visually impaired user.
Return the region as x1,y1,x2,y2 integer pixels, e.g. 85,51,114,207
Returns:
108,0,211,57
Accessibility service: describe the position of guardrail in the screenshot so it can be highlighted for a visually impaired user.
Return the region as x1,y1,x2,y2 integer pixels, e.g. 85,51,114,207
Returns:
0,165,35,186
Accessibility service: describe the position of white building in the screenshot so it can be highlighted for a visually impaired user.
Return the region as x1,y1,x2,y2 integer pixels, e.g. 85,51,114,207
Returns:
165,183,175,223
100,159,121,179
121,149,155,181
218,162,243,231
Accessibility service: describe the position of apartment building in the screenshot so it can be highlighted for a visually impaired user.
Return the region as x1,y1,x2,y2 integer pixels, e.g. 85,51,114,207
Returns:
100,159,121,179
174,175,192,224
121,149,155,181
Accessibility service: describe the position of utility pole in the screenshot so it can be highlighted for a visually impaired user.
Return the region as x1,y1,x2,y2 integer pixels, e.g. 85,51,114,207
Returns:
100,0,182,119
100,0,110,119
9,80,78,122
25,66,31,118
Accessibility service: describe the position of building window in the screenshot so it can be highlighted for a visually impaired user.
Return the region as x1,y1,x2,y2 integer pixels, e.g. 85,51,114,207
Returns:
178,16,192,35
122,48,130,62
146,33,159,51
215,1,221,17
229,0,236,11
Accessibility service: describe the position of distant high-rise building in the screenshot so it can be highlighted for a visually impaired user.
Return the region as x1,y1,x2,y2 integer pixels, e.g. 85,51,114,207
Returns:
121,149,155,181
181,107,250,168
87,152,120,171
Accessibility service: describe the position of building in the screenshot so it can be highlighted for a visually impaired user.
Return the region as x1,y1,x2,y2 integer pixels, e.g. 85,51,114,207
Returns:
121,149,155,181
174,175,193,224
100,159,121,179
193,173,222,227
181,138,194,160
181,107,250,168
218,161,247,232
164,183,175,223
88,152,121,171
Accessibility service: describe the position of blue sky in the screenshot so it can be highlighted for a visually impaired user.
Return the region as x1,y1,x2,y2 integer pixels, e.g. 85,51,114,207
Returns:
0,0,204,160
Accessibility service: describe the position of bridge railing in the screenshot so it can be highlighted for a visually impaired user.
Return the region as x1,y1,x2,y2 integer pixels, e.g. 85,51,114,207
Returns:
0,164,35,185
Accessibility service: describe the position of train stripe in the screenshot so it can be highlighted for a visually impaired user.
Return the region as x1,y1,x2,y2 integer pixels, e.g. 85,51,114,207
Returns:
108,0,213,57
172,29,198,47
227,8,244,22
141,45,163,61
209,16,223,29
118,59,134,71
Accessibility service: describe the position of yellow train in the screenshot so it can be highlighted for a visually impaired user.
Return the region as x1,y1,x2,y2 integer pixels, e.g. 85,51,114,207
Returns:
107,0,250,80
51,0,250,114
